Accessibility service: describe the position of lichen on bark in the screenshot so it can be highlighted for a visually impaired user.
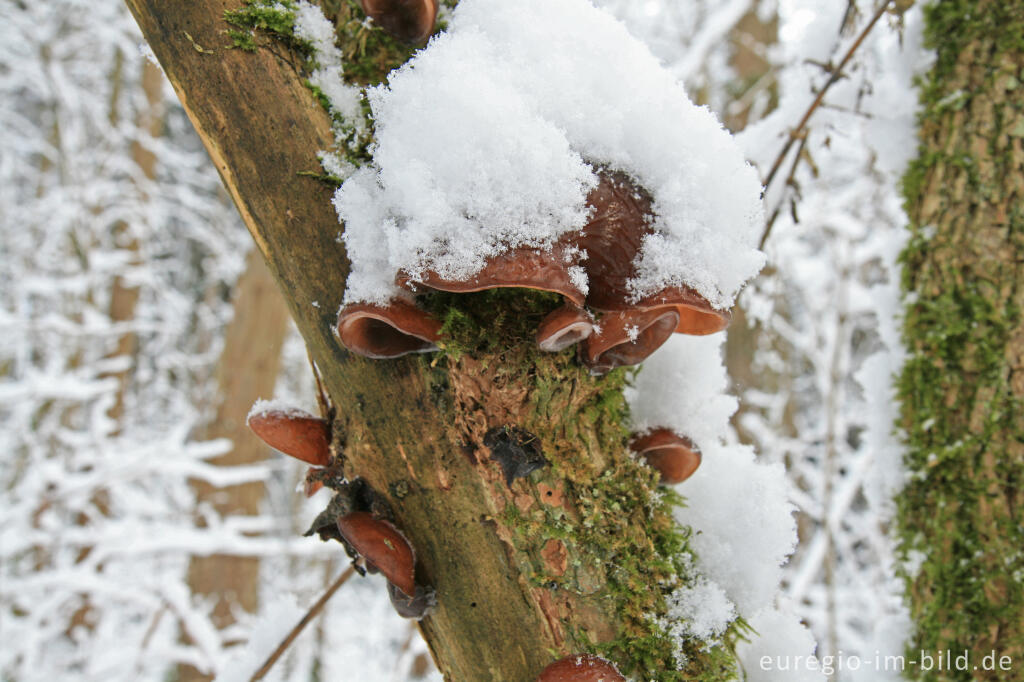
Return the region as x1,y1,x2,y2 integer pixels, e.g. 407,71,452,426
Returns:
897,1,1024,678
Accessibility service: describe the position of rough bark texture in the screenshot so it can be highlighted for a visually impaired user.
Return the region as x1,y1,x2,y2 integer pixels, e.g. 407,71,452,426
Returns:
123,1,737,680
898,1,1024,678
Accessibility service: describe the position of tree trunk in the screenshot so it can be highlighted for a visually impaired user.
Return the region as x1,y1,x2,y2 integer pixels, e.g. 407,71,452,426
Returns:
123,2,736,680
898,1,1024,677
180,248,291,682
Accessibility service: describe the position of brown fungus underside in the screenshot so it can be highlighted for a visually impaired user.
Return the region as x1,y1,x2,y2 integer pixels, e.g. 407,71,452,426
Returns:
336,170,731,373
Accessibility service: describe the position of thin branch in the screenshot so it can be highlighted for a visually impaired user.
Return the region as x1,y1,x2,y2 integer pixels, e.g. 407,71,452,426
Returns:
250,566,356,681
759,132,808,250
758,0,892,246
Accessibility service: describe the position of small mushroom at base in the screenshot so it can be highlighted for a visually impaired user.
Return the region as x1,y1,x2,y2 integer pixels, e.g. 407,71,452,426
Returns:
360,0,439,44
336,511,417,597
247,408,331,467
536,654,625,681
387,580,437,620
537,305,594,352
630,428,701,485
336,300,442,359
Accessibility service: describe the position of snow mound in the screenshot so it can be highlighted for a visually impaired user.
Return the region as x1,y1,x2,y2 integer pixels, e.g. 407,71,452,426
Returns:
335,0,764,308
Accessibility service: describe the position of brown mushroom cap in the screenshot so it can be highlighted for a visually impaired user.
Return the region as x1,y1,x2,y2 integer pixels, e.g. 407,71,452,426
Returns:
581,308,679,374
336,511,417,597
573,171,729,367
575,170,654,313
537,305,594,352
360,0,439,44
630,428,701,485
336,300,442,359
398,242,587,307
633,285,730,336
536,654,625,682
247,408,330,467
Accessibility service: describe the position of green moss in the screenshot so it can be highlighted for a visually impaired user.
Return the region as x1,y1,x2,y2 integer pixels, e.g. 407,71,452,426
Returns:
896,2,1024,678
426,289,740,679
333,1,417,86
224,0,305,51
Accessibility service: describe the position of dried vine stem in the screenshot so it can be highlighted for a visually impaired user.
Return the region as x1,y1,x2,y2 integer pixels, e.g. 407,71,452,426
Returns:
250,566,356,681
761,132,808,244
758,0,893,249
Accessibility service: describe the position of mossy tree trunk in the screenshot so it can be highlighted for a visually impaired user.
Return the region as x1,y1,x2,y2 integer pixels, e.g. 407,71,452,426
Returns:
123,1,737,680
898,1,1024,678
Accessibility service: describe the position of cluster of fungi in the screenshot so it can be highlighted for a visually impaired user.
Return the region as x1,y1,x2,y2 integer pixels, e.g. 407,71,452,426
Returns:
337,169,730,375
245,1,733,677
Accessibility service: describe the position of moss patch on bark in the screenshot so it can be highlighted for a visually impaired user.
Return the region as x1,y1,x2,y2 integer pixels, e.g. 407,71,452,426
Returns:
897,2,1024,679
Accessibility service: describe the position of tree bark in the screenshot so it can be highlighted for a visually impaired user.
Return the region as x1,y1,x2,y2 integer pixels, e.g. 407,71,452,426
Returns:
898,0,1024,677
123,2,735,680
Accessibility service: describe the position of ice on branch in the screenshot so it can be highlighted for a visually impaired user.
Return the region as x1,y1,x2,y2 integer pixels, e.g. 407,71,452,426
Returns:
334,0,765,308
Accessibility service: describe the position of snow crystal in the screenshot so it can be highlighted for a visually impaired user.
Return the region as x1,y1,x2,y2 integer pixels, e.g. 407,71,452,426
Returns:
317,150,356,181
660,577,736,648
334,0,764,307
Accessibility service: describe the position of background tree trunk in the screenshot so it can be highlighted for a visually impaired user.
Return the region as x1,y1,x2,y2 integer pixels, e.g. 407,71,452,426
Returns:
180,248,291,682
898,0,1024,677
123,1,737,680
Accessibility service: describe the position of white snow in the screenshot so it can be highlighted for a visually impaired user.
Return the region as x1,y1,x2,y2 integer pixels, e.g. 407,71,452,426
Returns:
246,397,318,424
629,333,800,651
291,1,366,136
677,440,797,616
625,334,737,451
735,606,827,682
334,0,764,308
659,576,736,649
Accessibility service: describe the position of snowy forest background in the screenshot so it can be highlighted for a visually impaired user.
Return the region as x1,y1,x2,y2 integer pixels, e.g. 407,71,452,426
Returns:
1,0,926,680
